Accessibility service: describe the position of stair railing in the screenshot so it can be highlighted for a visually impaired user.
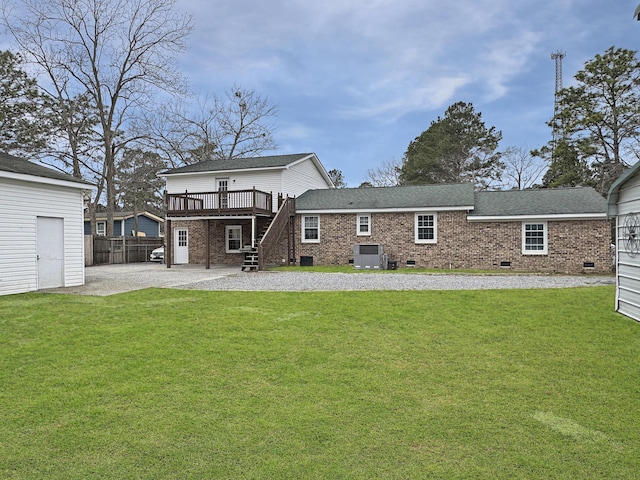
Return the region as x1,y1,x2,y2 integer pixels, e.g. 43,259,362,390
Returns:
258,196,296,270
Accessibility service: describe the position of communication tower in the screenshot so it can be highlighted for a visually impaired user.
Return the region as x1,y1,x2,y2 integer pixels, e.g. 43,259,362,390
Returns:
551,50,566,145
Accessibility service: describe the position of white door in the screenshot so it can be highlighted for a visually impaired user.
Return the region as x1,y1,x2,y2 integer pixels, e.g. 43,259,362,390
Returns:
217,178,229,209
174,228,189,264
37,216,64,289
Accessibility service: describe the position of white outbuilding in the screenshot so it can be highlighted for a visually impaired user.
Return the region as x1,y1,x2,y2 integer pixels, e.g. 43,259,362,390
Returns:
0,152,93,295
608,161,640,322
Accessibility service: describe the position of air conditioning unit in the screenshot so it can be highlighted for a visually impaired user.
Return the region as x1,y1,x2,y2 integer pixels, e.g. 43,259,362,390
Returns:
353,244,388,270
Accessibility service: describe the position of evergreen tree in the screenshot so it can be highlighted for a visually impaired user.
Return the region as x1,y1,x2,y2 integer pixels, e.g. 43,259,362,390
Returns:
400,102,503,189
540,139,593,188
550,46,640,194
0,50,49,157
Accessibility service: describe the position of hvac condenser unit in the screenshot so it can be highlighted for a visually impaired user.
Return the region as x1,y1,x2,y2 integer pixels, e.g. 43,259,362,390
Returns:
353,244,388,270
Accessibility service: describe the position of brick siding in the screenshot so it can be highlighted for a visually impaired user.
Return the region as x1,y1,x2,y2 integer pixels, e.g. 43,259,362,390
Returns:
295,211,612,274
171,218,271,266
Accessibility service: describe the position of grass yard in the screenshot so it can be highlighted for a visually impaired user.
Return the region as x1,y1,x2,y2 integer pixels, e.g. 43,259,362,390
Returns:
1,286,638,479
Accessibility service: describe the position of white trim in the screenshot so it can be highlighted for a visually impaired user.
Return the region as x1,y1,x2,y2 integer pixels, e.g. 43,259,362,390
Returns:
96,221,106,236
225,225,242,253
161,166,287,178
302,215,320,243
0,170,93,189
522,221,548,255
415,212,437,244
357,213,371,236
468,213,606,222
297,206,473,215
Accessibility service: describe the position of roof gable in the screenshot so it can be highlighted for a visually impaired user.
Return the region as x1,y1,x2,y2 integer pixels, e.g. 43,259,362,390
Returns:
296,184,475,211
161,153,319,175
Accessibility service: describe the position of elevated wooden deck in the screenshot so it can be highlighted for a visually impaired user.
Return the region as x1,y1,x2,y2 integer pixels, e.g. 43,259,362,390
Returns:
166,189,273,217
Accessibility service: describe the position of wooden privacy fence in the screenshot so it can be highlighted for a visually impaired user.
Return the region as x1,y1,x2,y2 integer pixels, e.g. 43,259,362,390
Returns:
86,236,164,266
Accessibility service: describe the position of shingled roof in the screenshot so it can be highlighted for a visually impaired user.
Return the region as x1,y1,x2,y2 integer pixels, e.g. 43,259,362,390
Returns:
296,184,475,211
161,153,318,175
0,151,91,186
468,187,607,218
296,184,606,217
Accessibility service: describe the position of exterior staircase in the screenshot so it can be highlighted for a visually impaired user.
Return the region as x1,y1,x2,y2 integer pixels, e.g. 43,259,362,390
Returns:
241,219,273,271
240,197,296,271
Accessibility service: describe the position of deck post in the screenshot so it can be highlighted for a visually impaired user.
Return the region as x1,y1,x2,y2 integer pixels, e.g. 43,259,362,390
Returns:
166,219,172,268
252,187,257,216
205,219,211,269
251,216,257,248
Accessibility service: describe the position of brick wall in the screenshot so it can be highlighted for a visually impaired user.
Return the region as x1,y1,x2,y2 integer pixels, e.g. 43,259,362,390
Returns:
295,211,612,273
171,218,271,266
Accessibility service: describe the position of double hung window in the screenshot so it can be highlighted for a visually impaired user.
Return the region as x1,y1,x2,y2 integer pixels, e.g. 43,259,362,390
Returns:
357,214,371,236
415,213,437,243
302,216,320,243
226,225,242,253
522,222,547,254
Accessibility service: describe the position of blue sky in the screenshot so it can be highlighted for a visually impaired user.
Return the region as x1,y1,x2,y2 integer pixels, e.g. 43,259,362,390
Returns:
1,1,638,186
174,0,640,186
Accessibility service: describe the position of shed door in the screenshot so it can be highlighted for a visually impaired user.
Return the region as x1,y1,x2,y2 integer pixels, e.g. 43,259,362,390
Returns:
174,228,189,264
37,216,64,289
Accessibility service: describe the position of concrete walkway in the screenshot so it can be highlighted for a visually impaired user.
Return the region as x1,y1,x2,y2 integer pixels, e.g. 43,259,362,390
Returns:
44,263,241,296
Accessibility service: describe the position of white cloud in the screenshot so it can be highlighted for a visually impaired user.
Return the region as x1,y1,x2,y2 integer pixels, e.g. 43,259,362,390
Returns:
337,75,470,120
278,122,315,141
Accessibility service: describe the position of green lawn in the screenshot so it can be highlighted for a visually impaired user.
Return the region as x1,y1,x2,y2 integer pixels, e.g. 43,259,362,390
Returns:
1,286,638,479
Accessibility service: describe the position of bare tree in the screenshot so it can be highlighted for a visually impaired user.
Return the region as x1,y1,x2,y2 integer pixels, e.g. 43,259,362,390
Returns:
143,86,278,167
214,86,278,160
365,158,402,187
501,146,547,190
2,0,193,235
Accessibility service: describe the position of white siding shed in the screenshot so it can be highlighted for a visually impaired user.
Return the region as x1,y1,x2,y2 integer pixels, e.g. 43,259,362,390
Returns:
608,162,640,321
0,153,93,295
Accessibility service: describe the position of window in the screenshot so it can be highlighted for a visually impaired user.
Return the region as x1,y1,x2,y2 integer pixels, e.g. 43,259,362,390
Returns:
415,213,437,243
177,229,188,247
302,216,320,243
522,222,547,255
225,225,242,253
357,214,371,236
96,221,106,236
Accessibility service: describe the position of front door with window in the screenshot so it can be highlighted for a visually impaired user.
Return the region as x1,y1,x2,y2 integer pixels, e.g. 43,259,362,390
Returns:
174,228,189,264
217,178,229,209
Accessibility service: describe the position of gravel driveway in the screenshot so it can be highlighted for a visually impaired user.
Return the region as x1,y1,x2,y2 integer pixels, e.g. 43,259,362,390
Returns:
45,263,615,296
